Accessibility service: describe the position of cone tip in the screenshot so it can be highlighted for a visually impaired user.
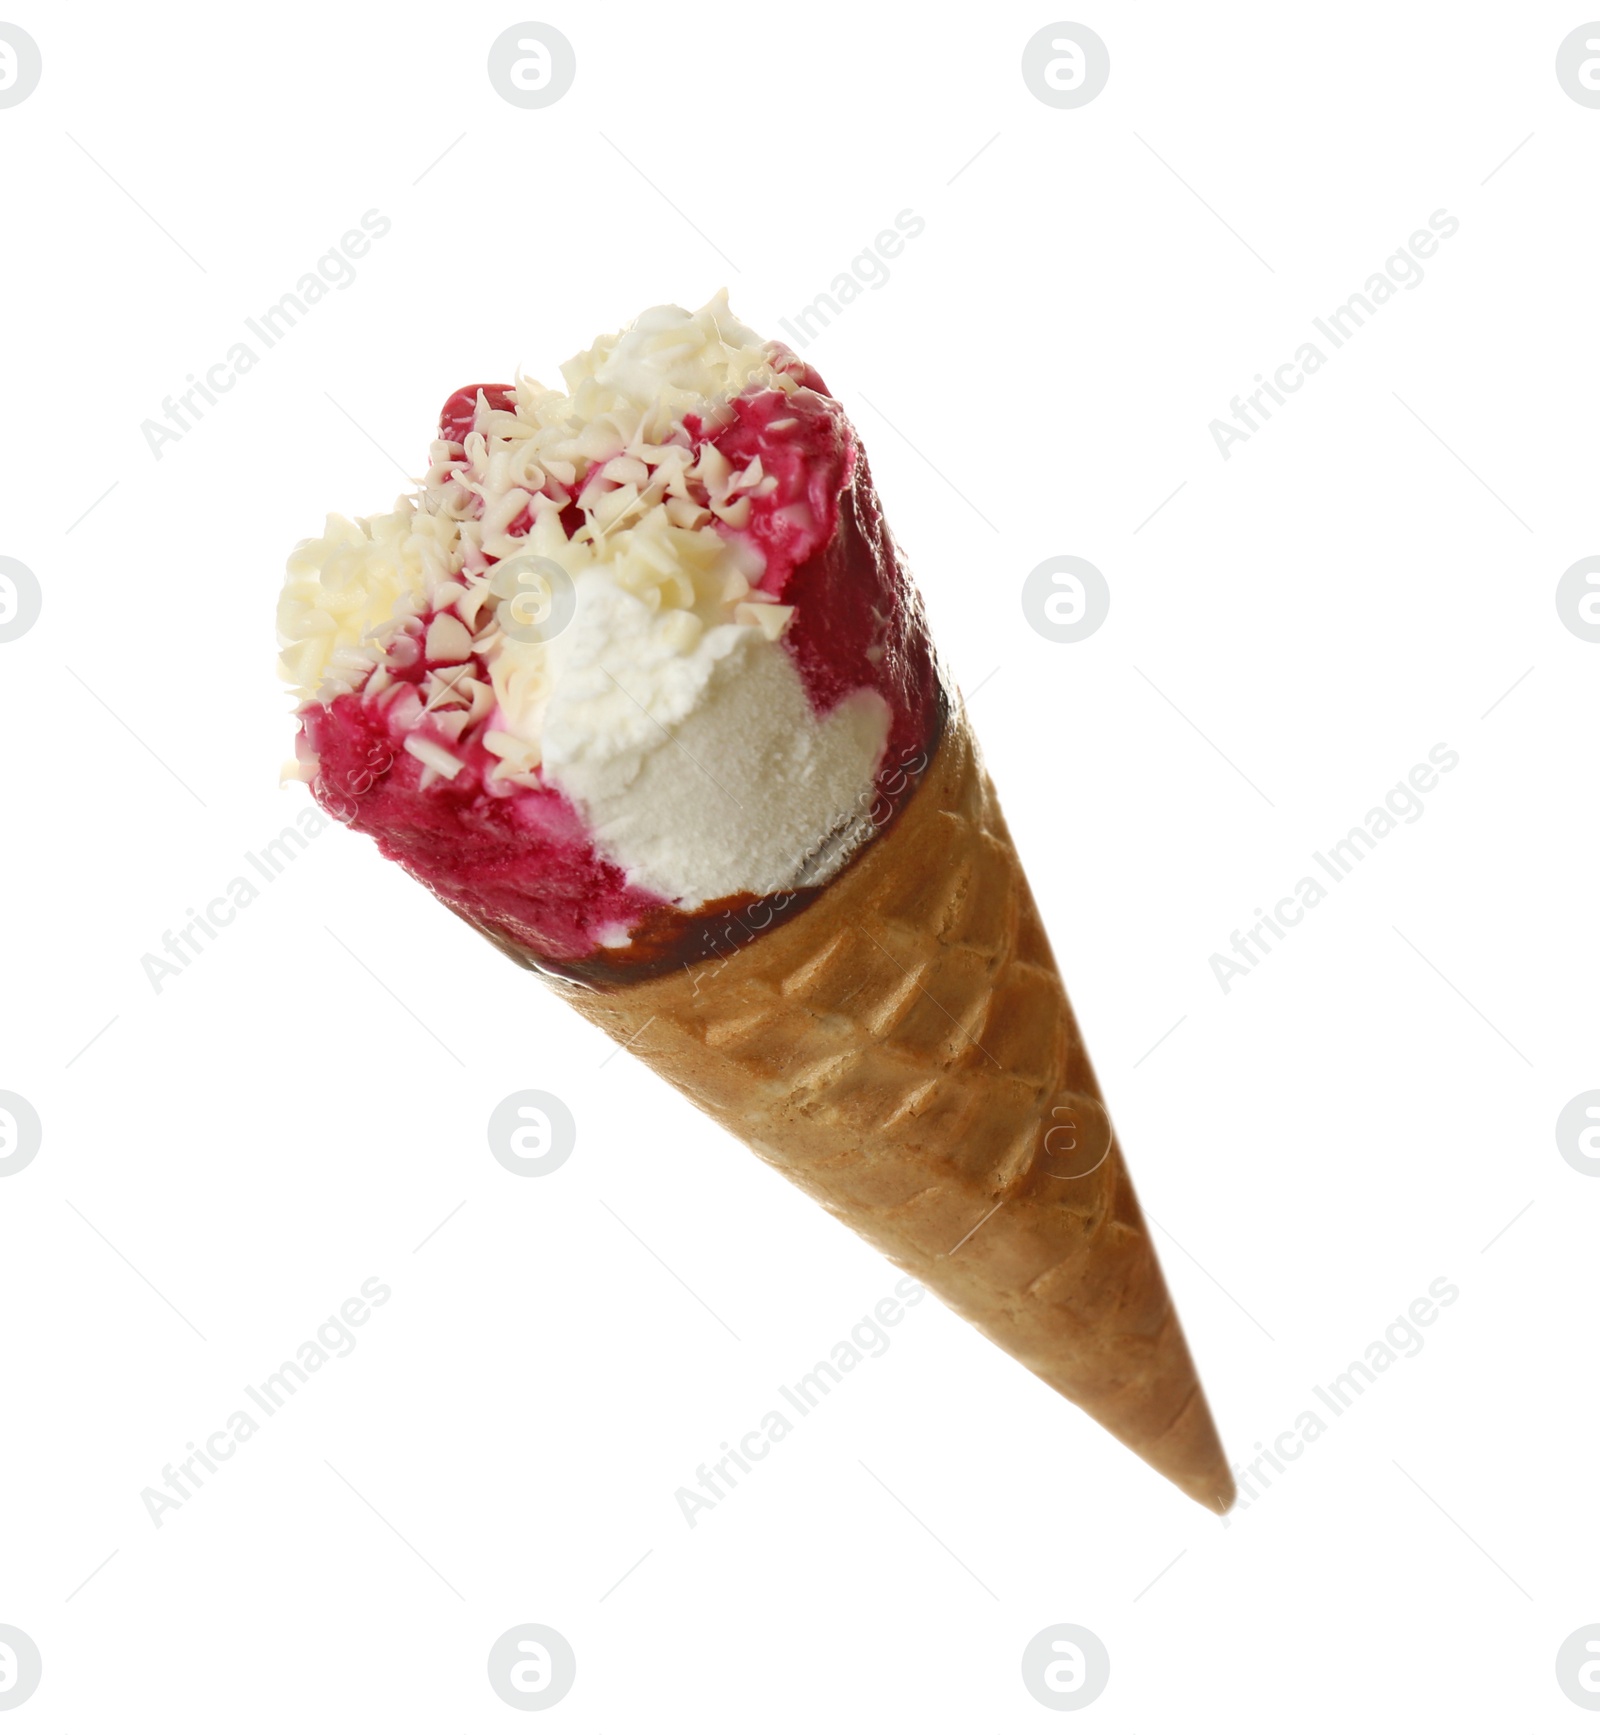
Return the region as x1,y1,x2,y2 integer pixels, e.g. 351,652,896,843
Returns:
1204,1467,1238,1514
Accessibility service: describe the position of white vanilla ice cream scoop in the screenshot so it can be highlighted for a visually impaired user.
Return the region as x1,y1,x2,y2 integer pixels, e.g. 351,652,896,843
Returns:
277,294,943,976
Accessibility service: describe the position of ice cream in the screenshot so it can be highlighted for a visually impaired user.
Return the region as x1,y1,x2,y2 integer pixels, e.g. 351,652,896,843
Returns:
279,294,941,977
276,296,1235,1509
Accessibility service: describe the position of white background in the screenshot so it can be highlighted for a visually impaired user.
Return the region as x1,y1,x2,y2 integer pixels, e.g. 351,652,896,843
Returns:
2,1,1596,1727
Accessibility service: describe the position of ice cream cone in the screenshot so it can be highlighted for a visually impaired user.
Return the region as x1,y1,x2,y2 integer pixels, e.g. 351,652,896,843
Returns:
517,703,1233,1511
278,294,1232,1510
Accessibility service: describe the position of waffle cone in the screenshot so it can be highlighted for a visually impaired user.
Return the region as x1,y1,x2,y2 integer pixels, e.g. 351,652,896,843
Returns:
529,706,1232,1510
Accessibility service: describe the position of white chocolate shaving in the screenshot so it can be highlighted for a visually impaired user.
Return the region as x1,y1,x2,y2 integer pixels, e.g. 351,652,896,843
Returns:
404,735,465,779
277,295,896,911
276,293,811,788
